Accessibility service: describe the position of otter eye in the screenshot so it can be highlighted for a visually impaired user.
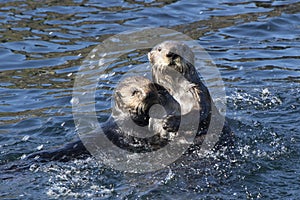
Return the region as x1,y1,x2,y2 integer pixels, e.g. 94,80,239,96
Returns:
131,89,140,96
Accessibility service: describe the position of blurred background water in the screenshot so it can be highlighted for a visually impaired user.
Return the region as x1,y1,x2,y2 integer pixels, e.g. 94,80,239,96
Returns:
0,0,299,199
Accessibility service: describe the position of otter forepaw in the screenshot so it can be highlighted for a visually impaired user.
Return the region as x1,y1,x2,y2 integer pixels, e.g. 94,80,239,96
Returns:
163,115,180,132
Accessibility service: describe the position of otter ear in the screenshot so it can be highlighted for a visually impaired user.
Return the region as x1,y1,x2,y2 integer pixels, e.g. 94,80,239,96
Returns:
115,91,121,99
147,52,151,60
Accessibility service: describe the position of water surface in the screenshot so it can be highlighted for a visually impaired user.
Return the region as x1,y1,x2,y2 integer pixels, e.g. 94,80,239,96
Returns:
0,0,300,199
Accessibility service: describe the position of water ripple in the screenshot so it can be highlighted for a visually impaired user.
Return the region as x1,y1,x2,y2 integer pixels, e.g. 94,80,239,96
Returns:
1,0,300,199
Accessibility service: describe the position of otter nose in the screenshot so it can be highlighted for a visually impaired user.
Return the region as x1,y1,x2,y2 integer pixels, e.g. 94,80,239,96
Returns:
166,52,179,60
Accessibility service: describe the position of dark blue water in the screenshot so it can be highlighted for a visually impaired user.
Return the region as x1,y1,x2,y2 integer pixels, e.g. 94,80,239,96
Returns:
1,0,300,199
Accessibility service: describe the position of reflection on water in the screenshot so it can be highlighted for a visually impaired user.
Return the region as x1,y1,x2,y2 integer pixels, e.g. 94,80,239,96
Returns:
0,0,300,199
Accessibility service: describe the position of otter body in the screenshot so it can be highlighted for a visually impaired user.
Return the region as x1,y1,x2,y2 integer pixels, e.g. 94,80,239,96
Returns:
27,76,180,161
148,41,234,147
149,41,211,118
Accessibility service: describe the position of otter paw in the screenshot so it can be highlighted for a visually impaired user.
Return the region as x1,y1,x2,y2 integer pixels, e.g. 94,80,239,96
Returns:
163,115,180,132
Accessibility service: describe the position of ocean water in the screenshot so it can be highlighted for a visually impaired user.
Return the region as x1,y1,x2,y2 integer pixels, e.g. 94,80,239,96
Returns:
0,0,299,199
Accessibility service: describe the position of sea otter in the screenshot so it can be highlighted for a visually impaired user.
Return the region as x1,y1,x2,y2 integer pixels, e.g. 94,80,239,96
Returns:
148,41,234,148
103,76,181,151
26,76,181,161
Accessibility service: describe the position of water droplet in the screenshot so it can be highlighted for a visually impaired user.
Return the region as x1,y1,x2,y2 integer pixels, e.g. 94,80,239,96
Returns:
29,163,40,172
110,38,120,42
37,145,44,150
90,185,100,190
89,65,95,69
22,135,30,141
70,97,79,105
98,59,104,66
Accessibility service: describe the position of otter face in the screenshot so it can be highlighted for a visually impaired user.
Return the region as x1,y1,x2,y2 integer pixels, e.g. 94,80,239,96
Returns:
149,41,199,86
114,76,159,125
148,41,195,71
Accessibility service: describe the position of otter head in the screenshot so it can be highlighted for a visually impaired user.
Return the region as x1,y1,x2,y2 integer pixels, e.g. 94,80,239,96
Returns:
148,41,196,80
113,76,159,126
